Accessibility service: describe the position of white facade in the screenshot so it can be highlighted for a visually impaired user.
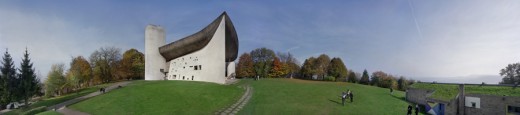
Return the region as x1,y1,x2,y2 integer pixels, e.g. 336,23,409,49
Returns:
145,25,166,80
145,14,237,84
166,17,228,84
226,62,235,77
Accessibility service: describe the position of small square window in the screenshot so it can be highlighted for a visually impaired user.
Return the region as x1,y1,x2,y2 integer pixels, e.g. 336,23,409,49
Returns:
471,102,476,108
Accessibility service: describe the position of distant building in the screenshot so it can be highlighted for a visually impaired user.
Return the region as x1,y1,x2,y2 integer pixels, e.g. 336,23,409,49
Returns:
406,82,520,115
145,12,238,84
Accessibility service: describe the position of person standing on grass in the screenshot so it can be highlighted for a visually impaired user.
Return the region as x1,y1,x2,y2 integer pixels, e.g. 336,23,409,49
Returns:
407,105,412,115
390,88,393,94
415,104,419,115
349,91,354,102
341,92,347,106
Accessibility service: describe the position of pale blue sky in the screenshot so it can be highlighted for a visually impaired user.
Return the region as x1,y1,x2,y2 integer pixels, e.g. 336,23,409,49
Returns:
1,0,519,84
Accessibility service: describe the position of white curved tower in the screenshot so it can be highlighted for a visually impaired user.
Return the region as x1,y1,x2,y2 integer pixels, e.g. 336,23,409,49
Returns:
145,25,166,80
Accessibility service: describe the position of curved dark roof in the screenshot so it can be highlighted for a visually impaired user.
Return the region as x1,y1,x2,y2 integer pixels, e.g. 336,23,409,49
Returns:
158,12,239,62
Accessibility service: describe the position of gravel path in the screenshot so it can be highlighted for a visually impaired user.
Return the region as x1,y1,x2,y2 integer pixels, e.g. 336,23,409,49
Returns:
47,81,132,115
216,84,253,115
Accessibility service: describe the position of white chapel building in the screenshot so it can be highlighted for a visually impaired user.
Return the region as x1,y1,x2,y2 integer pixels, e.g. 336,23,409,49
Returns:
145,12,239,84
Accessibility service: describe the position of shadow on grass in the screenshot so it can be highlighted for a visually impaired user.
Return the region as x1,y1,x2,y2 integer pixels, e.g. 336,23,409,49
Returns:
328,99,342,105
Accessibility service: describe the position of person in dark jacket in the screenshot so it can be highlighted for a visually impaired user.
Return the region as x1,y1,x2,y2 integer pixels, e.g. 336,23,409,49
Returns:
407,105,413,115
415,104,419,115
349,91,354,102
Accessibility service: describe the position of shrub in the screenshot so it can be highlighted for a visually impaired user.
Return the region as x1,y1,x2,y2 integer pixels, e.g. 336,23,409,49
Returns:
324,76,336,81
22,106,47,115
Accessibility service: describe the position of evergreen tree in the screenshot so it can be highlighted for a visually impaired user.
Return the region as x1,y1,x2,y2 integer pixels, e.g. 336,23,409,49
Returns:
359,69,370,85
1,49,17,108
18,48,40,106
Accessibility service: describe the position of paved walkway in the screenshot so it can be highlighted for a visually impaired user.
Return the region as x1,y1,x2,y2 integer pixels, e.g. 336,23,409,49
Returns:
47,81,132,115
215,84,253,115
57,107,89,115
0,109,11,114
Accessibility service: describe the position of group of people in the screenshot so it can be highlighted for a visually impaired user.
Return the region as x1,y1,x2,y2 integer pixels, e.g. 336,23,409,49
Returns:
407,104,419,115
340,89,354,106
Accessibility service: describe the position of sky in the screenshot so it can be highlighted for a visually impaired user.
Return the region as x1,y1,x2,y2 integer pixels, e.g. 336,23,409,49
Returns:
1,0,519,84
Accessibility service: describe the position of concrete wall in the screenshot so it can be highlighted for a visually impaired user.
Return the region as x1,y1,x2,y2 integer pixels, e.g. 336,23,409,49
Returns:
145,25,166,80
166,17,227,84
406,88,431,105
407,87,520,115
226,61,235,77
464,94,520,115
407,88,459,115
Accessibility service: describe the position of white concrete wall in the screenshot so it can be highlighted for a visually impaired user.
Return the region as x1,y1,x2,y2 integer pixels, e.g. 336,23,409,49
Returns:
226,61,235,77
145,25,166,80
166,17,227,84
465,96,481,108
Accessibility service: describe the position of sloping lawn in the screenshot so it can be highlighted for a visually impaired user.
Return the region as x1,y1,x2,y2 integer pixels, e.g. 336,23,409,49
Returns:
410,83,459,101
465,85,520,96
3,83,112,115
69,80,244,115
239,78,417,115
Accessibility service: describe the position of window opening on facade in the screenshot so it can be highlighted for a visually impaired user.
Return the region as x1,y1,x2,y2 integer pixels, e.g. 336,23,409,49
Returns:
508,106,520,114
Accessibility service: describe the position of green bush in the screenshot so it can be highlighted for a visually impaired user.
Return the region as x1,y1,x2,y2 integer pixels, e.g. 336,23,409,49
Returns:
22,106,47,115
324,76,335,81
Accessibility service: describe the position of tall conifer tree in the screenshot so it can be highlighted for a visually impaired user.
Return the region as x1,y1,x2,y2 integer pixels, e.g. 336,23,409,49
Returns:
18,48,40,106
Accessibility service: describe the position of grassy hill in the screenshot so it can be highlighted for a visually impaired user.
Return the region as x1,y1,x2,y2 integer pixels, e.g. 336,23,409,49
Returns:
69,80,244,114
66,79,420,114
239,79,416,115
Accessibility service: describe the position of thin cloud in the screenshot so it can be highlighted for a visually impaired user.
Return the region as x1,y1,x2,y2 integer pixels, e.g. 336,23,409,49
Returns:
408,0,423,40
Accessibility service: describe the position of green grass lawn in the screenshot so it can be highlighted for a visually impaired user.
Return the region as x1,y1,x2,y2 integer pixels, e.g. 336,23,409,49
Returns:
3,83,112,115
36,110,62,115
465,85,520,96
239,78,418,115
409,83,459,101
69,80,244,115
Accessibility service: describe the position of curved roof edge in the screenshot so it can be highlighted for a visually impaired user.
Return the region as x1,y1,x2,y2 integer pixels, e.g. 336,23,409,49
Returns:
159,12,239,62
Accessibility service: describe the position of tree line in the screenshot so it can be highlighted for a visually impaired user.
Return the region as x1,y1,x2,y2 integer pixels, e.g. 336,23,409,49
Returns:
235,47,416,91
0,49,41,109
44,47,144,98
499,62,520,85
236,48,300,78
